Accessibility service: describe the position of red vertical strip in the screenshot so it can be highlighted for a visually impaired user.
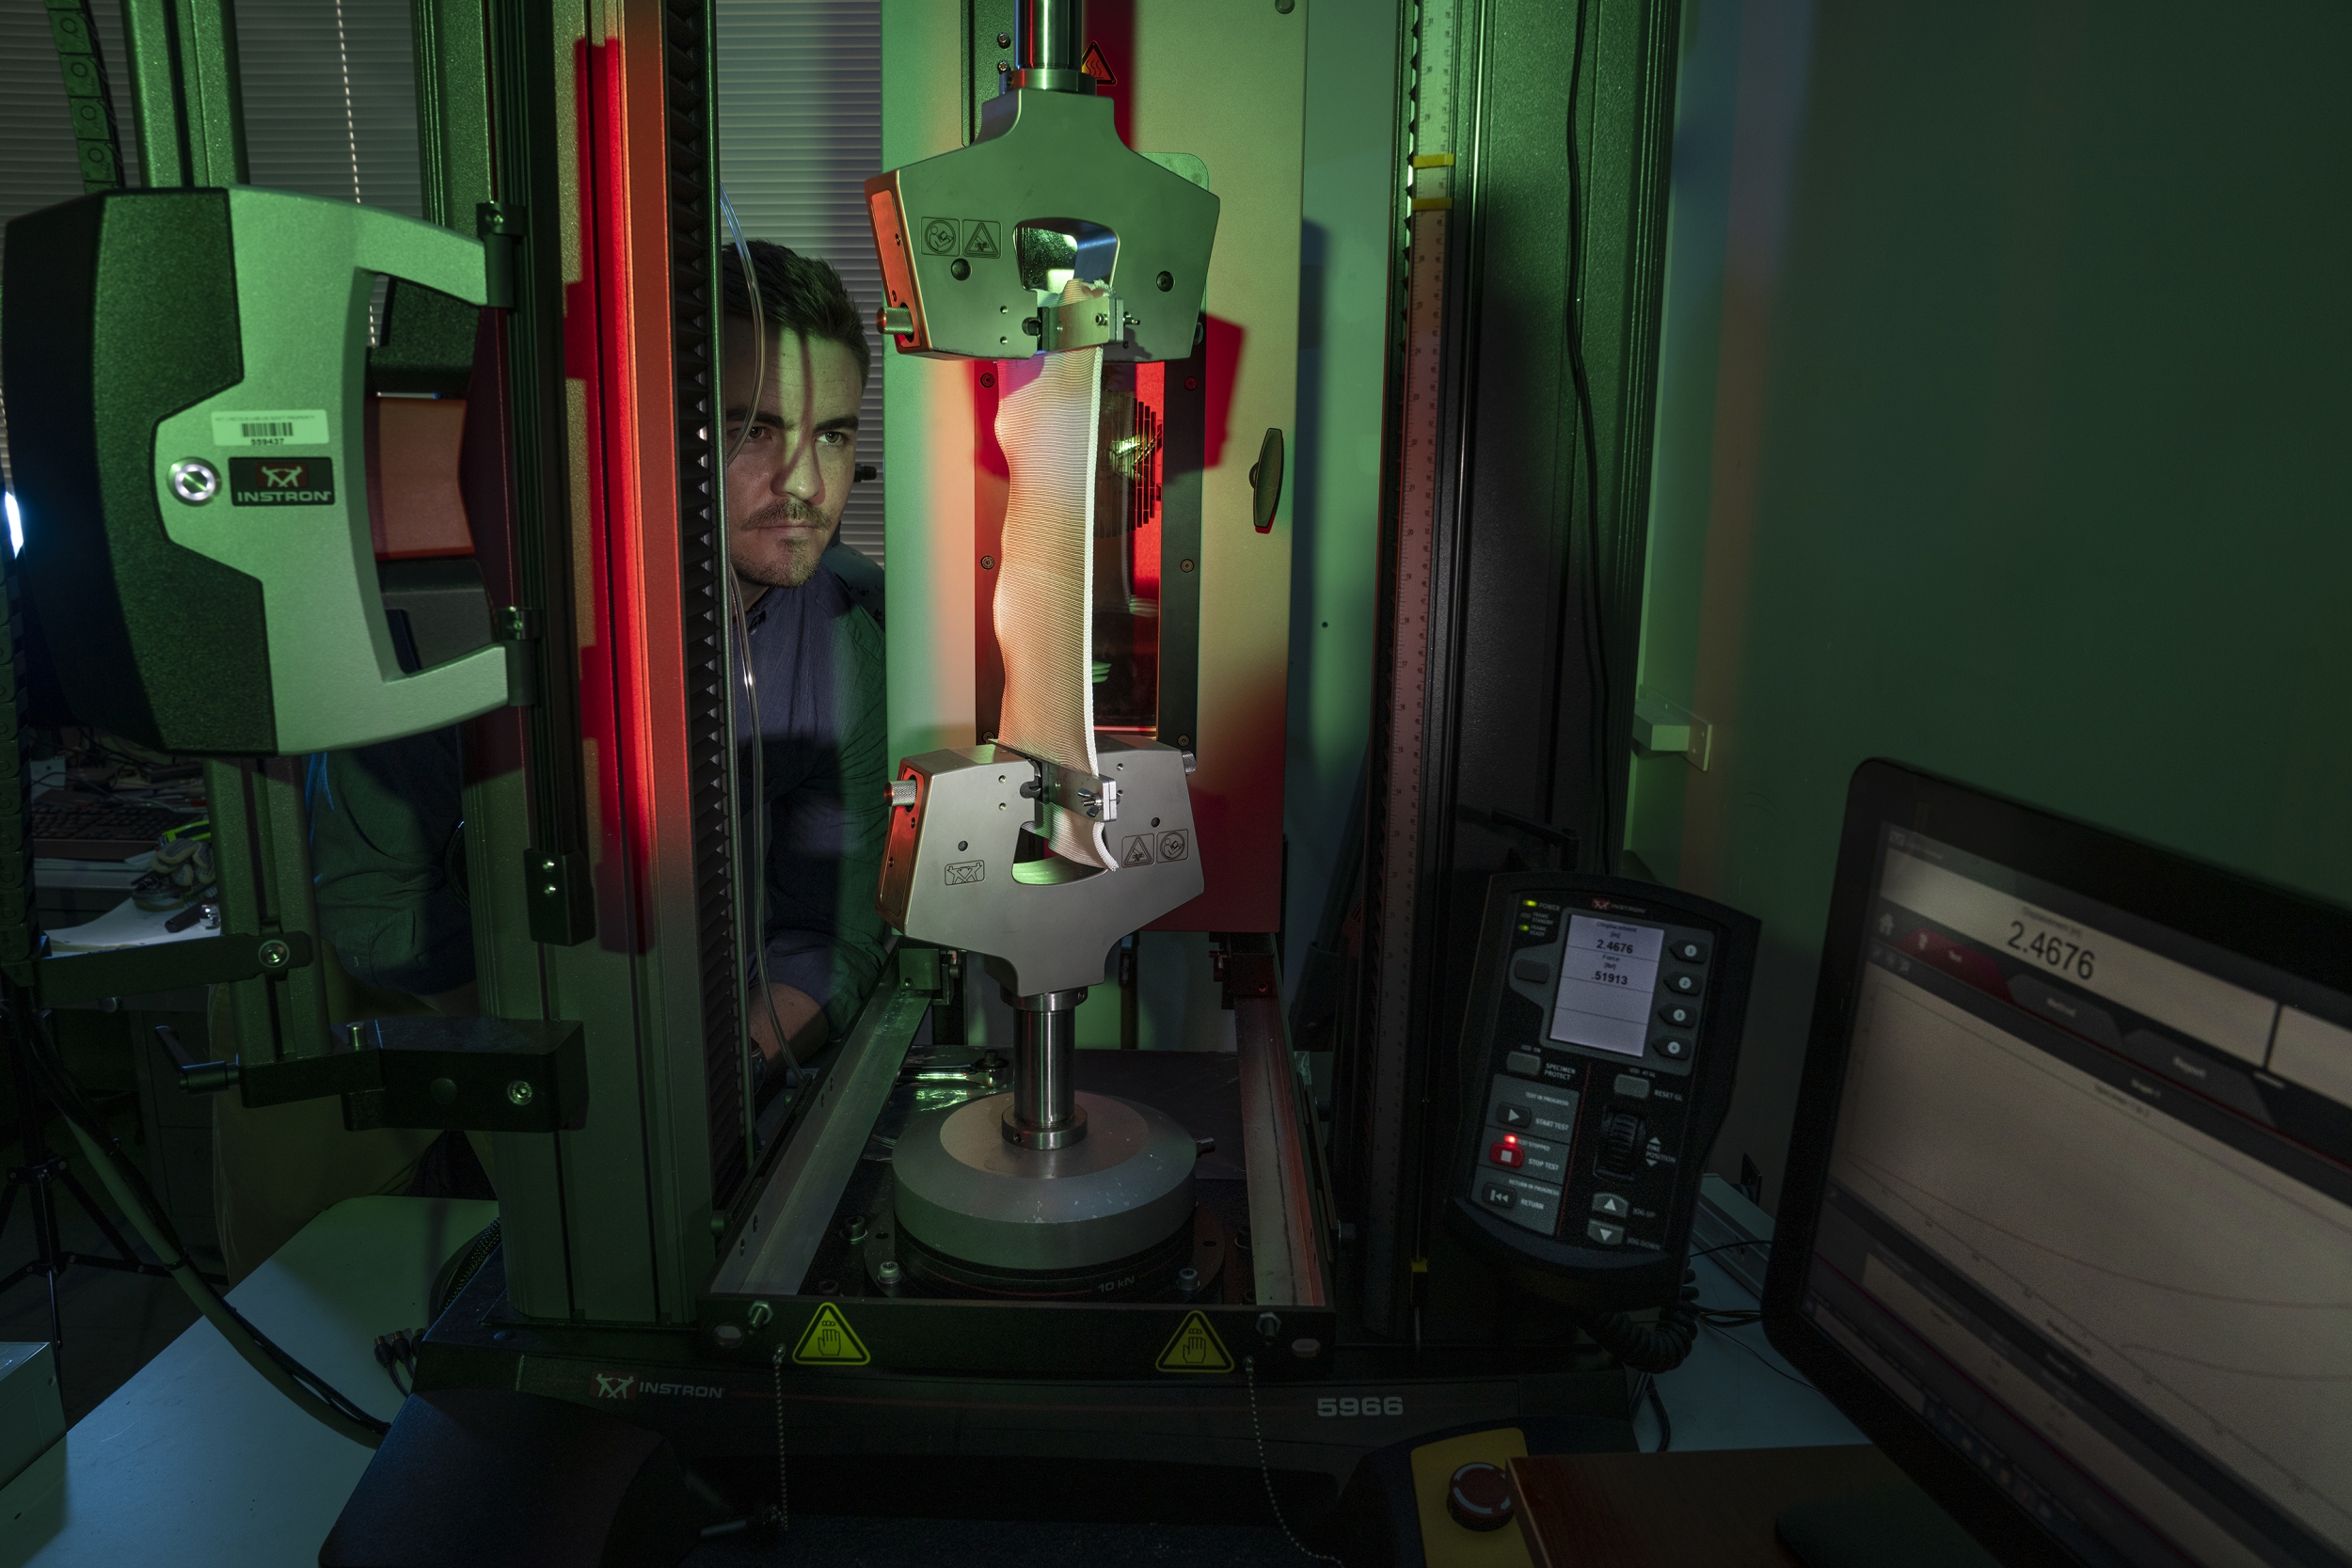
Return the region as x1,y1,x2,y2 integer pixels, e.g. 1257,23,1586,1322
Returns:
568,37,656,951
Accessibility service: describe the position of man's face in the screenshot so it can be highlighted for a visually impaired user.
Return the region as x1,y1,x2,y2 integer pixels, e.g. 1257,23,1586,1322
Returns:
721,319,862,594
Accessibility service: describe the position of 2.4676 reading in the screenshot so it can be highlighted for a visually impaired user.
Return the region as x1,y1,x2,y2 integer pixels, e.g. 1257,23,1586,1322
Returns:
2009,921,2094,981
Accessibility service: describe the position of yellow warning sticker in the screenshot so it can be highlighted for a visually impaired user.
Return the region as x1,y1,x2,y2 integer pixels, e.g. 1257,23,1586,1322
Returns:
1155,1309,1235,1374
790,1302,870,1366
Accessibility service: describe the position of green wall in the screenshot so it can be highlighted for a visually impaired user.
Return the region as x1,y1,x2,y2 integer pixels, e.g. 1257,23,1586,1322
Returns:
1629,0,2352,1207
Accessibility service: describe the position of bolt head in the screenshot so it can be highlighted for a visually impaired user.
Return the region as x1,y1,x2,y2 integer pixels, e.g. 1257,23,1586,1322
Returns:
256,938,292,972
506,1079,535,1106
1256,1312,1281,1338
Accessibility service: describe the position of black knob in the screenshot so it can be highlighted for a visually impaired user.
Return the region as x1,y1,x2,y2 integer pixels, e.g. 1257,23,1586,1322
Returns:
1596,1110,1645,1180
1446,1462,1514,1531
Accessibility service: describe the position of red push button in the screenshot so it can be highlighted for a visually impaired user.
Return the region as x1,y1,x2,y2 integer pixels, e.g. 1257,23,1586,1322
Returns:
1486,1140,1525,1169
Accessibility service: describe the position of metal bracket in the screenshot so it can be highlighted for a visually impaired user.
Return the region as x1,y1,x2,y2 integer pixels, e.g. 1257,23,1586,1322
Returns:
156,1016,587,1135
1037,291,1130,354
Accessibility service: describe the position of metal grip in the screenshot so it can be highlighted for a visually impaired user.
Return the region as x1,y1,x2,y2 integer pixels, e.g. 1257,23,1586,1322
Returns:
1004,988,1089,1148
1015,0,1086,72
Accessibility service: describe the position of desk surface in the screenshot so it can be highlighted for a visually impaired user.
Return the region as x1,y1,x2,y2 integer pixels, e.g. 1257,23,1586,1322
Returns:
3,1205,1860,1566
8,1196,496,1568
1509,1446,1908,1567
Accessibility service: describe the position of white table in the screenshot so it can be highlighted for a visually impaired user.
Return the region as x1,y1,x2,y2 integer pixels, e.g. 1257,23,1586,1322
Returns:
6,1196,497,1568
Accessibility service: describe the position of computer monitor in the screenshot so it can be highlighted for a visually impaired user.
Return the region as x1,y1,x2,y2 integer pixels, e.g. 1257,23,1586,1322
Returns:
1765,761,2352,1568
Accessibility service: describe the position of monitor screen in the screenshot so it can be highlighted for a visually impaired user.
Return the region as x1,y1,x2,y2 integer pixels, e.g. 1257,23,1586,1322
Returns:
1778,768,2352,1568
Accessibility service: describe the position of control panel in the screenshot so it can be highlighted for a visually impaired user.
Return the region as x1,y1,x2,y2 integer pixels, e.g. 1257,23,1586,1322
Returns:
1446,873,1758,1309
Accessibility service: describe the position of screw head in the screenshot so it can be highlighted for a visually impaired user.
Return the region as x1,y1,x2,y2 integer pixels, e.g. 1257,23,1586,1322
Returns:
746,1301,774,1328
430,1077,459,1105
950,258,971,280
1156,270,1174,292
876,1259,901,1285
256,938,292,973
996,30,1010,46
506,1079,535,1106
1256,1312,1281,1338
168,459,219,505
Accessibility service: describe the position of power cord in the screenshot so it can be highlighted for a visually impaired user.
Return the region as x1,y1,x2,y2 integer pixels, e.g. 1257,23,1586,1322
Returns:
1566,1267,1702,1374
8,989,390,1445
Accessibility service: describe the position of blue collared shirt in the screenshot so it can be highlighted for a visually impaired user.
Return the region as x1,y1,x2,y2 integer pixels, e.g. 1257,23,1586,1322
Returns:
739,559,890,1037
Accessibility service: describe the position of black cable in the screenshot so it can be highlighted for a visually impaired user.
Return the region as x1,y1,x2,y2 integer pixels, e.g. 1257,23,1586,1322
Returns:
1704,1317,1816,1390
10,992,389,1439
1689,1236,1772,1262
1557,0,1614,873
1645,1375,1673,1452
1568,1266,1702,1375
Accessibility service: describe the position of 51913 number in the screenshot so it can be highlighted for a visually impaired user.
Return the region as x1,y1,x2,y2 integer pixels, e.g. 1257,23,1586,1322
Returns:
2009,922,2094,981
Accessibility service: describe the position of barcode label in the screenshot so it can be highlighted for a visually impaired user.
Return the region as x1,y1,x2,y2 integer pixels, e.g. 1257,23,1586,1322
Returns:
210,409,328,448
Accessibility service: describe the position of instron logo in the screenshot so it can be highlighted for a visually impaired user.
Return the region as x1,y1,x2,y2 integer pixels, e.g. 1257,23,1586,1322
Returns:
228,455,335,506
591,1371,723,1401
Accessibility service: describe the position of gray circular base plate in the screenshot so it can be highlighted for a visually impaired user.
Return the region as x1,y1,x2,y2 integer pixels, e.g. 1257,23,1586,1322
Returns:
893,1091,1196,1271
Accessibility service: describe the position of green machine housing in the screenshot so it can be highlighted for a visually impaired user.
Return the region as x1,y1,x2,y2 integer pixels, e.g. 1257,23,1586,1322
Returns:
2,187,518,756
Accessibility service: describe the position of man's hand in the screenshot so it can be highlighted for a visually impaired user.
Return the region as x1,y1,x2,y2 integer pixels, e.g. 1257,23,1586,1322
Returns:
749,983,830,1065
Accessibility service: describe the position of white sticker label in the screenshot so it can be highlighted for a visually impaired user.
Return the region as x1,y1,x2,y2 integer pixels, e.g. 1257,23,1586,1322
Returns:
211,409,329,448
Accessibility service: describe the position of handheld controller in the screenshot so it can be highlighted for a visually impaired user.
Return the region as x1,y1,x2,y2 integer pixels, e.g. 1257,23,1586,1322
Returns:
1446,873,1759,1309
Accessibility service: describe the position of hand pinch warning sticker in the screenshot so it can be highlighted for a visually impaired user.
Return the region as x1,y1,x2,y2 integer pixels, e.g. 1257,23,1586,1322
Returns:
1154,1309,1233,1374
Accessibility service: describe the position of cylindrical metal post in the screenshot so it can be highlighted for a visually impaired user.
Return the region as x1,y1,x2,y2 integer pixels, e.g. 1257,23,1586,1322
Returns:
1009,0,1093,94
1004,988,1089,1148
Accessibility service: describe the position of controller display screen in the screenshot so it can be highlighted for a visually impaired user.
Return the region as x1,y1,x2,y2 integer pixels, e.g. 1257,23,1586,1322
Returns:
1548,914,1663,1057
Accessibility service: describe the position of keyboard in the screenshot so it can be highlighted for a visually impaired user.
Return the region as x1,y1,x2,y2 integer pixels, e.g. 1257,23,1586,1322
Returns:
29,800,204,861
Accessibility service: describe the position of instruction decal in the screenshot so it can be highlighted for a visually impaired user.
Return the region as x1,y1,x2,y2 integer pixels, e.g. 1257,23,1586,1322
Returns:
946,860,986,885
1120,835,1155,867
920,218,1001,259
791,1302,870,1366
1155,1309,1234,1374
1156,831,1190,863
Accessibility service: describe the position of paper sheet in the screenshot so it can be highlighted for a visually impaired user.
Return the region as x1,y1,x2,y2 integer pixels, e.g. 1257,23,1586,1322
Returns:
993,325,1114,869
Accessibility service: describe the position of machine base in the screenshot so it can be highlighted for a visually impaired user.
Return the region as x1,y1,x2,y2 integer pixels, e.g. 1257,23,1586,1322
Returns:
892,1089,1197,1272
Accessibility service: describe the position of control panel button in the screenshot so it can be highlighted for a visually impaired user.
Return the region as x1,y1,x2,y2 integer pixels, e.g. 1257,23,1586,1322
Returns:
1670,938,1708,965
1486,1132,1565,1183
1505,1050,1544,1079
1654,1036,1689,1060
1512,957,1550,986
1613,1072,1650,1100
1665,972,1702,996
1591,1192,1629,1218
1658,1001,1697,1029
1486,1077,1579,1140
1477,1173,1564,1235
1494,1101,1533,1131
1586,1219,1625,1246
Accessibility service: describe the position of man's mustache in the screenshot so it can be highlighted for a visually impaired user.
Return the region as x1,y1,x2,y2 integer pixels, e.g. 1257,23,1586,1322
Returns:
740,499,825,531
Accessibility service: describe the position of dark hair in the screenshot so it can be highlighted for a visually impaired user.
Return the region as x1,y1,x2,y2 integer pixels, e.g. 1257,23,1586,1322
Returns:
723,239,869,383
